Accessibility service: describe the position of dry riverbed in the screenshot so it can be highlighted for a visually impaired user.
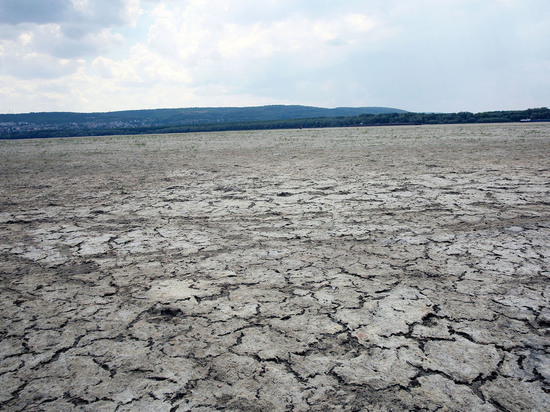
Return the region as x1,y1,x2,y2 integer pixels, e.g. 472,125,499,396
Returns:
1,124,549,411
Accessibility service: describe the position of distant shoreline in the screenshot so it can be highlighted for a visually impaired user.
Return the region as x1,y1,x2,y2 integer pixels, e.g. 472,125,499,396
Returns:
1,106,548,139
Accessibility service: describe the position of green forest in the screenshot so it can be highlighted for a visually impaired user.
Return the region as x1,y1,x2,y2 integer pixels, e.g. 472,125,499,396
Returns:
1,106,549,139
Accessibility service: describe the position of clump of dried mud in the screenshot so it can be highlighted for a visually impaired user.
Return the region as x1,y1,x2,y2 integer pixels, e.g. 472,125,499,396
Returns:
1,124,549,411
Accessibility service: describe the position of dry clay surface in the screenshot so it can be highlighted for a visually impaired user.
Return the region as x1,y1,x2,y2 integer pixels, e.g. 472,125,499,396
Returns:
1,124,549,411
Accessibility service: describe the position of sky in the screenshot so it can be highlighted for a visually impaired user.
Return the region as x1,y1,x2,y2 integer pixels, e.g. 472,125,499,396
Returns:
0,0,549,114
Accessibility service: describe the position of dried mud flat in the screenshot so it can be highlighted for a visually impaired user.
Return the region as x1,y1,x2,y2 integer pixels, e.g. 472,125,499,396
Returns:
1,124,549,411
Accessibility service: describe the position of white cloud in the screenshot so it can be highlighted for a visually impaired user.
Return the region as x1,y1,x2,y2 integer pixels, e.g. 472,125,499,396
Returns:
0,0,549,113
0,0,137,61
0,26,87,79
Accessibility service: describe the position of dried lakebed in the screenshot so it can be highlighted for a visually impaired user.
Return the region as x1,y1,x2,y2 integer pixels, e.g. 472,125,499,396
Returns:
1,124,549,411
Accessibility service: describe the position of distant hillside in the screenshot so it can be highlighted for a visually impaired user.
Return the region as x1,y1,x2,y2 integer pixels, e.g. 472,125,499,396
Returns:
0,105,406,133
3,106,547,139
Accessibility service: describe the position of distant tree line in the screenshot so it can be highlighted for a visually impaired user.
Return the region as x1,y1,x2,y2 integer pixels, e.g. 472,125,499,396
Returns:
1,107,548,139
354,107,550,125
0,105,404,127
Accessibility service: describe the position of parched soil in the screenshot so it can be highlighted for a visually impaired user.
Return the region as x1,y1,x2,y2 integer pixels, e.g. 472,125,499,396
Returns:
1,124,549,411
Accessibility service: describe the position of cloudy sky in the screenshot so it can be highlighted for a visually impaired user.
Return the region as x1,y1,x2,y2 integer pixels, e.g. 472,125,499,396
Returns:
0,0,548,114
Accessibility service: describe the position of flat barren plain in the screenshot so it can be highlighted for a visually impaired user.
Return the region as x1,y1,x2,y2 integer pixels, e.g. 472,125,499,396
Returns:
1,123,550,411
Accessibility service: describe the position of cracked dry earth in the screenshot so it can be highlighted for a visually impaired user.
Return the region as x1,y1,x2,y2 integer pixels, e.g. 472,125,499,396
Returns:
1,124,549,411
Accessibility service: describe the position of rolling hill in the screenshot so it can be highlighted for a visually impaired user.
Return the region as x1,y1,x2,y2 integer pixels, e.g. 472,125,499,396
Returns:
0,105,406,130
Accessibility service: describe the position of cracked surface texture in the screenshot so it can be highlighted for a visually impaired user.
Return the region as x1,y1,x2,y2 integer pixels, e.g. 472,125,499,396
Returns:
1,124,549,411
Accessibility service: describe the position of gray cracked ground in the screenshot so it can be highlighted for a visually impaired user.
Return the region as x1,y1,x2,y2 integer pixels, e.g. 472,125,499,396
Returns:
1,124,549,411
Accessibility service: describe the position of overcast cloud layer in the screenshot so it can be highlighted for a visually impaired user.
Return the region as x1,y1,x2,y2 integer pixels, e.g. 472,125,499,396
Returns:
1,0,548,113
